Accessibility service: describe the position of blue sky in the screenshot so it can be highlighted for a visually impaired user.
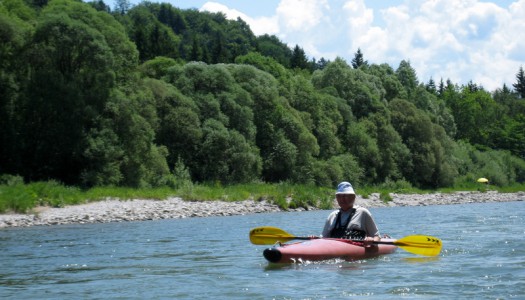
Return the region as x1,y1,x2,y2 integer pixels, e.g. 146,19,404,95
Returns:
107,0,525,91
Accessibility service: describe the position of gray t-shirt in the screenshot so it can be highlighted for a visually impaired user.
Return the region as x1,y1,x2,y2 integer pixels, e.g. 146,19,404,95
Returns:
321,206,380,238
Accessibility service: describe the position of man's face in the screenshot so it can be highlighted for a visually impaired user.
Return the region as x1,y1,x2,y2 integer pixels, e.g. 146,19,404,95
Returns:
336,193,355,211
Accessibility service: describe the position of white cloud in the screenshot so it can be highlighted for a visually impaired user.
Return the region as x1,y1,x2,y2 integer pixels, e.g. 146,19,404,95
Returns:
200,2,246,20
275,0,328,31
506,0,525,61
249,16,280,36
343,0,374,30
199,0,525,90
200,2,279,35
272,0,344,59
352,0,524,89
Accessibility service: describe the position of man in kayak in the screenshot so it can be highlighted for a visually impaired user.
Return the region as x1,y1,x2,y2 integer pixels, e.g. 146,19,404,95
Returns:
321,181,381,246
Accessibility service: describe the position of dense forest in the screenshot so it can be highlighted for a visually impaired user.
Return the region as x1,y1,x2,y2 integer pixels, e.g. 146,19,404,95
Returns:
1,0,525,191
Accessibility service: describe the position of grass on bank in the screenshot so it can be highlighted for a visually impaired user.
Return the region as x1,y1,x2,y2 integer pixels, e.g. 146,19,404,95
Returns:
1,175,524,214
0,178,335,214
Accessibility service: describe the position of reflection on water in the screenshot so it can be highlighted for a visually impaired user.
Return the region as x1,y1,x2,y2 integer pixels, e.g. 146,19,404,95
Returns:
401,256,441,263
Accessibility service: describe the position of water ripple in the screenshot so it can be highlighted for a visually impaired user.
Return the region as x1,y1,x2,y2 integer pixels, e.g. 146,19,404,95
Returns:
1,201,524,299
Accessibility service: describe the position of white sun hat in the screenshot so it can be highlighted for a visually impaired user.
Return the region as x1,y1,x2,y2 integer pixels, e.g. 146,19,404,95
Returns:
336,181,355,195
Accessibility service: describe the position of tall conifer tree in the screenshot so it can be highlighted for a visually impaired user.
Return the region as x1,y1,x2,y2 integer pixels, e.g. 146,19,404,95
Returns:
351,48,367,69
513,66,525,98
290,45,308,69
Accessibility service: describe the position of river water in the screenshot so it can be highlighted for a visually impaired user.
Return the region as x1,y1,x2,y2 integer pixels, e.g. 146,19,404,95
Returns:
1,201,524,299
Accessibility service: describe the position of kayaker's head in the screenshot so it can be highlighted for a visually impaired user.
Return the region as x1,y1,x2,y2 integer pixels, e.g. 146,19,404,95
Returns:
335,181,356,211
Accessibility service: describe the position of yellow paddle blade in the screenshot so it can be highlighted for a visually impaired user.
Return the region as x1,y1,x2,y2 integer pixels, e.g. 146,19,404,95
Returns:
249,226,299,245
394,235,442,256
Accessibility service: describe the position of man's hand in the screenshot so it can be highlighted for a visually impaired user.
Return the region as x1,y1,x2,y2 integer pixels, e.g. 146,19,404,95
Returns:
363,236,380,247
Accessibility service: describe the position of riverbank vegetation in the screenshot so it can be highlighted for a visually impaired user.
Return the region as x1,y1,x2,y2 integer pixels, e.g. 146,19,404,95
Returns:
1,0,525,214
0,175,337,213
1,175,524,214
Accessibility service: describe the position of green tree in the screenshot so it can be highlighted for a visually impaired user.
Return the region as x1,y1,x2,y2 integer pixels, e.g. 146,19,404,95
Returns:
262,129,298,182
351,48,368,69
126,5,180,61
82,125,125,186
143,78,201,172
513,66,525,99
235,51,293,97
284,71,345,159
312,153,363,187
20,9,116,183
114,0,131,15
0,0,144,185
1,0,36,21
312,58,354,100
409,85,456,138
315,57,330,70
493,83,525,118
223,17,256,59
139,56,179,79
190,35,202,61
211,31,229,63
312,58,385,119
43,0,139,82
365,113,411,183
216,88,256,141
174,9,256,64
96,86,169,187
235,52,290,80
449,87,498,145
196,119,261,183
366,63,406,101
88,0,110,13
0,5,32,175
229,64,319,183
426,77,437,95
492,115,525,159
155,3,187,35
290,44,308,70
163,63,267,182
345,121,381,182
390,99,454,187
396,60,418,99
255,34,292,68
438,78,446,97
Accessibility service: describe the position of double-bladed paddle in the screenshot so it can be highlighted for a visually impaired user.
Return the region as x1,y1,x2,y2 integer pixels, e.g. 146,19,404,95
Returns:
249,226,442,256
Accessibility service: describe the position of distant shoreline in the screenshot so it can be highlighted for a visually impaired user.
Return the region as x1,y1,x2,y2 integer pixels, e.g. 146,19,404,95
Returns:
1,191,523,228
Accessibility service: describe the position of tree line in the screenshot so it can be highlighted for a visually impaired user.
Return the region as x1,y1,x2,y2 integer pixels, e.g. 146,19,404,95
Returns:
1,0,524,190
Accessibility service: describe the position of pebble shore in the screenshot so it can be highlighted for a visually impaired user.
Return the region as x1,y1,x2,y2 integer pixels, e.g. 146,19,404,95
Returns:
1,191,523,228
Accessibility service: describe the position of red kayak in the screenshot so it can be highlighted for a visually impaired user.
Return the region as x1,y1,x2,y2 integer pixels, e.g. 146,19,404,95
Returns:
263,238,398,263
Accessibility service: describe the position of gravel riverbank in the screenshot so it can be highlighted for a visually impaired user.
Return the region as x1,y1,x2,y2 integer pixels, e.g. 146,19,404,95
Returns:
1,191,524,228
